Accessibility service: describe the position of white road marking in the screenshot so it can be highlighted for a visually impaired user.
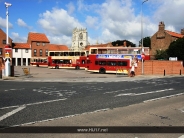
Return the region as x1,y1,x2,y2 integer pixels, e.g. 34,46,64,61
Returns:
143,93,184,103
178,135,184,138
104,87,143,94
0,98,67,110
179,107,184,113
0,106,26,121
115,88,174,97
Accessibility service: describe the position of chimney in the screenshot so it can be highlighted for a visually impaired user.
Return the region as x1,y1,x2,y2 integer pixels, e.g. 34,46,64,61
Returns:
159,21,165,31
181,29,184,35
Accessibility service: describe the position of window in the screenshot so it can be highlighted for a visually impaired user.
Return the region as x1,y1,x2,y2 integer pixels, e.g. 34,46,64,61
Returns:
2,40,6,44
40,49,42,56
15,49,18,52
107,61,117,66
36,42,40,46
25,49,28,53
34,49,37,56
99,61,106,65
117,61,127,66
0,48,2,55
42,43,45,46
45,49,48,56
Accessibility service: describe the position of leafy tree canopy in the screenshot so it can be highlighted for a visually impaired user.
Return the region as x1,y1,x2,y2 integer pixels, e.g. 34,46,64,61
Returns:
139,37,151,48
112,40,136,47
167,37,184,61
154,49,168,60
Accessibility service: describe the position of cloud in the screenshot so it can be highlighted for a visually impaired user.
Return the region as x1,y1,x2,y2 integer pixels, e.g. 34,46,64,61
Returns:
85,16,99,29
34,0,184,46
17,18,32,30
152,0,184,33
47,35,72,47
0,17,13,29
11,32,27,43
66,2,75,14
37,8,84,45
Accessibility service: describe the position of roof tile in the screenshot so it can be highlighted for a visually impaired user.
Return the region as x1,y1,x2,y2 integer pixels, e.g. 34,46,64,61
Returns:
165,30,184,38
28,32,50,42
13,43,30,49
48,44,69,51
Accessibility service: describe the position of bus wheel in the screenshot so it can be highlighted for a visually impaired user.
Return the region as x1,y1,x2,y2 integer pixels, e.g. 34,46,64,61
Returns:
55,65,59,69
99,68,106,74
75,66,80,70
37,64,39,67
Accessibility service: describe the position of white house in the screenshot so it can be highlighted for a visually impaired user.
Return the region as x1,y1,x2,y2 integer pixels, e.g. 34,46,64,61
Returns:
12,43,31,66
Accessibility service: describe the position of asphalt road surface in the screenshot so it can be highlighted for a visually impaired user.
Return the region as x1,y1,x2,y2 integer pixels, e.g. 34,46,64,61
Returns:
0,76,184,138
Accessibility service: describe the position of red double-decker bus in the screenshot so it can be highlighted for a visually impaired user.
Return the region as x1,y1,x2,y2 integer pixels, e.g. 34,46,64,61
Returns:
86,47,150,74
47,50,88,69
30,57,48,67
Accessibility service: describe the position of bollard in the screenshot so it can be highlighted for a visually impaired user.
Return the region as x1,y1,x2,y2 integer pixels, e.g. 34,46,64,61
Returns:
164,70,165,76
180,69,181,75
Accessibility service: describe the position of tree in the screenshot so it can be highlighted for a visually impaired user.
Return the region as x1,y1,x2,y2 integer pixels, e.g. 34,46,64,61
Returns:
167,37,184,61
154,49,168,60
112,40,136,47
139,37,151,48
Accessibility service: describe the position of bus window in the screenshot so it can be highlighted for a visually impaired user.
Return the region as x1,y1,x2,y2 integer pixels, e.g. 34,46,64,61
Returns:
49,52,55,56
55,52,59,56
59,52,64,56
99,61,106,65
64,52,68,56
108,49,117,54
118,49,128,54
117,61,127,66
107,61,117,66
95,61,98,65
75,52,80,56
81,52,85,56
69,52,74,56
99,49,107,54
91,49,97,54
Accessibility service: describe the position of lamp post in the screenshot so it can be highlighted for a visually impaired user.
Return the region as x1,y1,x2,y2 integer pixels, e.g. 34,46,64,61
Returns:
141,0,148,75
4,2,12,77
5,2,12,45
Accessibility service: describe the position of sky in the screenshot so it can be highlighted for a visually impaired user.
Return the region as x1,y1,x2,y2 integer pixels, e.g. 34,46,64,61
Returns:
0,0,184,47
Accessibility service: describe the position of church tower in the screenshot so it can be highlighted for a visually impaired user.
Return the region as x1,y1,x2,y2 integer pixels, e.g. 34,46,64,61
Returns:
71,28,88,51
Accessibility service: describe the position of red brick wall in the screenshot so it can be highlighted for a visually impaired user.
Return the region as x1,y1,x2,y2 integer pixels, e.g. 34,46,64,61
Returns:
136,60,183,75
31,42,49,58
0,29,13,59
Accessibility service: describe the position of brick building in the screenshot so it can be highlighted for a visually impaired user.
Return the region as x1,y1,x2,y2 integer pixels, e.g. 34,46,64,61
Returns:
150,21,184,59
0,28,13,59
27,32,69,65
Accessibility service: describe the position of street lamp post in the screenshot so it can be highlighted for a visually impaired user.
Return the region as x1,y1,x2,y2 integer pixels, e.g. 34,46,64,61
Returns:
141,0,148,75
4,2,12,77
5,2,12,45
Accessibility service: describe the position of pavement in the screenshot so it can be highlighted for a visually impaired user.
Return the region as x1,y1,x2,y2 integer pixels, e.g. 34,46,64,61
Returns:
1,66,183,82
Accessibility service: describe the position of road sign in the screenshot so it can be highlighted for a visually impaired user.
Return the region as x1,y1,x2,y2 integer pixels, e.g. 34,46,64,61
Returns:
4,45,12,53
141,53,145,60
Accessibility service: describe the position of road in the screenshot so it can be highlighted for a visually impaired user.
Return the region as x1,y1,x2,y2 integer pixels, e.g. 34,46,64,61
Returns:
0,75,184,138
